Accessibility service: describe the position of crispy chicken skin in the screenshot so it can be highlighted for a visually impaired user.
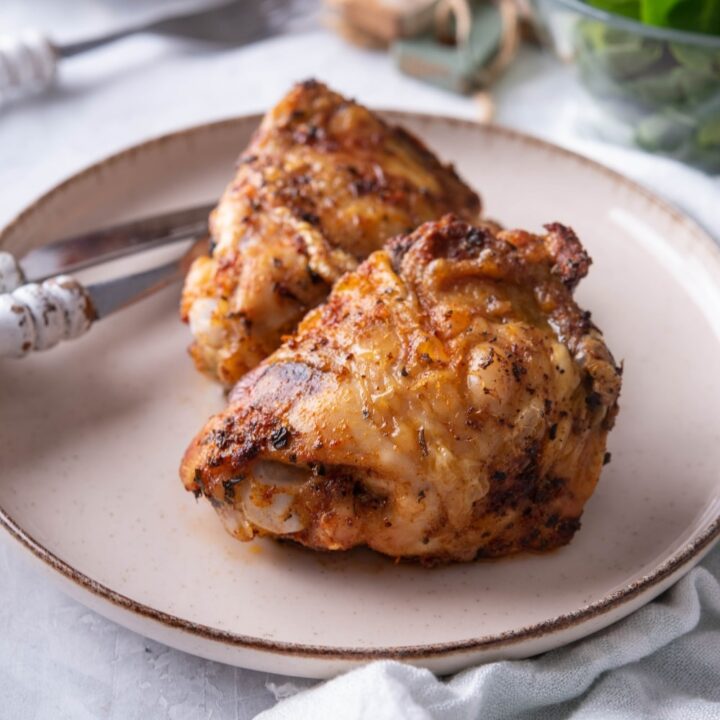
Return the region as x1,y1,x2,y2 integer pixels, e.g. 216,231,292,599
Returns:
181,216,621,564
180,80,481,385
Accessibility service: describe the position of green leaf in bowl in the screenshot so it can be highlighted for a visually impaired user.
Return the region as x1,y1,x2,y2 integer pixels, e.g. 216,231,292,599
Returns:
670,43,720,77
679,69,720,103
586,0,720,35
635,108,695,150
698,117,720,144
576,19,663,79
695,96,720,145
623,65,718,106
585,0,641,19
642,0,720,35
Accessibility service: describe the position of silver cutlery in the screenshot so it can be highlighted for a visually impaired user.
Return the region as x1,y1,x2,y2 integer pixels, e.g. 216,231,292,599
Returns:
0,204,212,357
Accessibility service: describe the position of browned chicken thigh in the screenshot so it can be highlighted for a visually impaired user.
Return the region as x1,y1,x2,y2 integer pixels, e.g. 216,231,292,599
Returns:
181,80,480,386
181,216,621,564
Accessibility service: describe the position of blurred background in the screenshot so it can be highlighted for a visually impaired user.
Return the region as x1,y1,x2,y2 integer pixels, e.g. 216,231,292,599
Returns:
1,0,718,238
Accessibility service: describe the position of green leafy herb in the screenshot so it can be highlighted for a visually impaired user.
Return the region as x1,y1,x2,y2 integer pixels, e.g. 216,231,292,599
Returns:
635,109,695,151
577,20,663,78
670,43,720,75
644,0,720,35
698,116,720,144
573,14,720,170
585,0,720,36
696,96,720,145
585,0,640,20
625,65,717,105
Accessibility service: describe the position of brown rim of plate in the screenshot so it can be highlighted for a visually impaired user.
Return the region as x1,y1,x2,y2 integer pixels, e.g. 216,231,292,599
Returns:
1,113,719,661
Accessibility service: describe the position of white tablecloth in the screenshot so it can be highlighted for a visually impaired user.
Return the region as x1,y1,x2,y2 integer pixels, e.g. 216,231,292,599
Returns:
1,3,718,718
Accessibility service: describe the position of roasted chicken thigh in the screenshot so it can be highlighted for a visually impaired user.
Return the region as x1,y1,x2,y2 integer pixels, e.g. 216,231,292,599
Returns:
181,216,621,564
181,80,480,385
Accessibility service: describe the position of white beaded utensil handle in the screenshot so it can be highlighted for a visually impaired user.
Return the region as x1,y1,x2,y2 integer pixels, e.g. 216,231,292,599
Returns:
0,238,207,358
0,275,94,357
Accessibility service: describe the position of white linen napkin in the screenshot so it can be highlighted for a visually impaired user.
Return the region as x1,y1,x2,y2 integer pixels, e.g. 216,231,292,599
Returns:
259,548,720,720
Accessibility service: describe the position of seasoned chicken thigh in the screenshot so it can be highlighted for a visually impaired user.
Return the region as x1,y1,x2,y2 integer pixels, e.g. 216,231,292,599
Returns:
181,216,621,564
181,80,480,385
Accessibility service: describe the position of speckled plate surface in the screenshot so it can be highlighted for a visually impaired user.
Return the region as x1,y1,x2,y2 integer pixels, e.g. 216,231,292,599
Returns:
1,113,719,679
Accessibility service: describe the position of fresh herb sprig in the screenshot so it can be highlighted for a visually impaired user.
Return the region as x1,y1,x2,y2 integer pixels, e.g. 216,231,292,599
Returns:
574,1,720,169
586,0,720,36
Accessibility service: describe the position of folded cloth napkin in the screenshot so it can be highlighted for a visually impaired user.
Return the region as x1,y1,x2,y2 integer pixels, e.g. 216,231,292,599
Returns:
259,546,720,719
259,139,720,720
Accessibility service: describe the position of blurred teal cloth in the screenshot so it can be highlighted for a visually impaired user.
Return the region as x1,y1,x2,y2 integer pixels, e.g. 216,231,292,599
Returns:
260,546,720,719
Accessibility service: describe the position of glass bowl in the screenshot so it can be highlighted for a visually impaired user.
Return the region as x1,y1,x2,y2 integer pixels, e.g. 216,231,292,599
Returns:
530,0,720,172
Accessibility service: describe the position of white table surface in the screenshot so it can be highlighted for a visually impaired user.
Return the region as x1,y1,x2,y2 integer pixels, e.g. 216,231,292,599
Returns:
1,3,718,718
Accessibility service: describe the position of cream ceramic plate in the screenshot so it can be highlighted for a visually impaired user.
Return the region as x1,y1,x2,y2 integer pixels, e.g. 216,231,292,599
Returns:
1,114,719,679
